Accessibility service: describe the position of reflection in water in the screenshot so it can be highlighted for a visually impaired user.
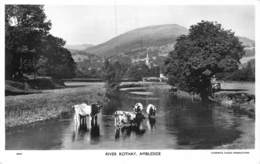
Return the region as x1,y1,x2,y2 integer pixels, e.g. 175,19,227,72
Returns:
72,118,100,143
72,124,89,142
6,87,254,149
115,126,146,140
103,90,123,115
90,121,101,145
164,96,242,149
6,120,68,150
147,118,156,131
91,122,100,138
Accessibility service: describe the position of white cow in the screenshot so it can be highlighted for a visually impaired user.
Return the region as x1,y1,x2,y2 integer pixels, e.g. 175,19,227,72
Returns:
146,104,157,118
114,111,136,128
133,102,144,113
73,102,102,130
73,103,92,130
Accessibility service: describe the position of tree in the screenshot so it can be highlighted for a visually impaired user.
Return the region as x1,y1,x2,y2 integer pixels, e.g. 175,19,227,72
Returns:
102,59,125,99
5,5,51,80
37,34,76,79
126,63,150,81
103,59,124,86
165,21,245,101
224,59,255,81
5,5,76,80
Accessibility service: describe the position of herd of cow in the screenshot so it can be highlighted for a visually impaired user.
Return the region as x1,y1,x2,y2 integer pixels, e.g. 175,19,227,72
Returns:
72,102,157,132
114,103,157,128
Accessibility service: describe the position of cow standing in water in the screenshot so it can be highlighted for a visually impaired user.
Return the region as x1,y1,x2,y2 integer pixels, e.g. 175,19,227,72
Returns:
133,103,145,130
73,102,102,131
114,102,145,128
114,103,146,139
146,104,157,118
146,104,157,131
133,102,144,113
114,111,136,128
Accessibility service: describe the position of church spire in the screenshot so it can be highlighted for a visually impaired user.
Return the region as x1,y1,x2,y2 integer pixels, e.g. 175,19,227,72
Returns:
145,48,151,68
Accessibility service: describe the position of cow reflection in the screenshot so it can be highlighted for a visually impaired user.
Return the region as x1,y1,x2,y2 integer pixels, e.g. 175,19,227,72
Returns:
90,119,100,138
115,125,146,139
72,118,100,142
72,124,89,142
146,118,156,131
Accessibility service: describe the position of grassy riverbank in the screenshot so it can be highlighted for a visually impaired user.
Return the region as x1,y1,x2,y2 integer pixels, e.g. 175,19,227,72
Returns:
120,81,255,118
5,83,105,129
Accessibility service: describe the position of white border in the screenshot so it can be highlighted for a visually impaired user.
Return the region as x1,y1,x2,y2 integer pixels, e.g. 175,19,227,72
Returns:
0,0,5,162
0,0,259,164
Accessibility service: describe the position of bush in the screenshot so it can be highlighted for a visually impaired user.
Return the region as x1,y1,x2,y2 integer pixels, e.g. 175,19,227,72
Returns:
218,59,255,81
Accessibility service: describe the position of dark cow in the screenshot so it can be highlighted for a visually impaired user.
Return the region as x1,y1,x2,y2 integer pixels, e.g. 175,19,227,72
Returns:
133,103,144,113
146,104,157,118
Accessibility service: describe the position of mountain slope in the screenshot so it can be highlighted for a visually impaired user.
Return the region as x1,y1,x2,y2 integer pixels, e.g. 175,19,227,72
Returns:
65,44,94,51
86,24,188,57
238,37,255,47
85,24,254,58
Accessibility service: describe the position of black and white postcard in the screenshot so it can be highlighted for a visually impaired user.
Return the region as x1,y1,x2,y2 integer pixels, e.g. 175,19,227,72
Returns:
0,0,259,163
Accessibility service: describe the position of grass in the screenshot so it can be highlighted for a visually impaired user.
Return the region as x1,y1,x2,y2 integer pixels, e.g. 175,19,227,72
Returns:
5,80,40,95
5,78,65,96
5,83,105,129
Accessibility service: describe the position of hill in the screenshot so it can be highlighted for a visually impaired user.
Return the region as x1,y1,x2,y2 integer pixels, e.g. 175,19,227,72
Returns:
83,24,254,60
69,49,97,62
65,44,93,51
86,24,188,57
238,36,255,47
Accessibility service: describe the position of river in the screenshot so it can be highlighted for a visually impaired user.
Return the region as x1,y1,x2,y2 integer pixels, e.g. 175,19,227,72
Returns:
6,82,254,149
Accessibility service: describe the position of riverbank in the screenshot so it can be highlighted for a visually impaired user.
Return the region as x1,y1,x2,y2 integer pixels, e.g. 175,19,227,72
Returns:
120,81,201,100
213,92,255,118
120,81,255,118
5,83,105,129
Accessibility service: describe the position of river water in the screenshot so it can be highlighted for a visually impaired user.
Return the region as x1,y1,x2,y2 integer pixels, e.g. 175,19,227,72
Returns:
6,85,254,149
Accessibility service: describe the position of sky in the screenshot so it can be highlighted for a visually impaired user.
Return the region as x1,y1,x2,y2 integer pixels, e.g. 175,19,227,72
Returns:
44,5,255,46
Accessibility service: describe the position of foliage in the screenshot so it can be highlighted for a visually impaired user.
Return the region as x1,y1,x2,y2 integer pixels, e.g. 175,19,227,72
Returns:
165,21,245,101
70,50,103,78
5,5,76,80
102,59,126,109
5,5,51,80
37,35,76,78
224,59,255,81
102,59,125,92
126,63,160,81
126,63,150,81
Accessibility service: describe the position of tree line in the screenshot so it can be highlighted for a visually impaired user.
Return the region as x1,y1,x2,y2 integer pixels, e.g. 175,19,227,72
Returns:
77,56,160,81
5,5,76,81
216,59,255,81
